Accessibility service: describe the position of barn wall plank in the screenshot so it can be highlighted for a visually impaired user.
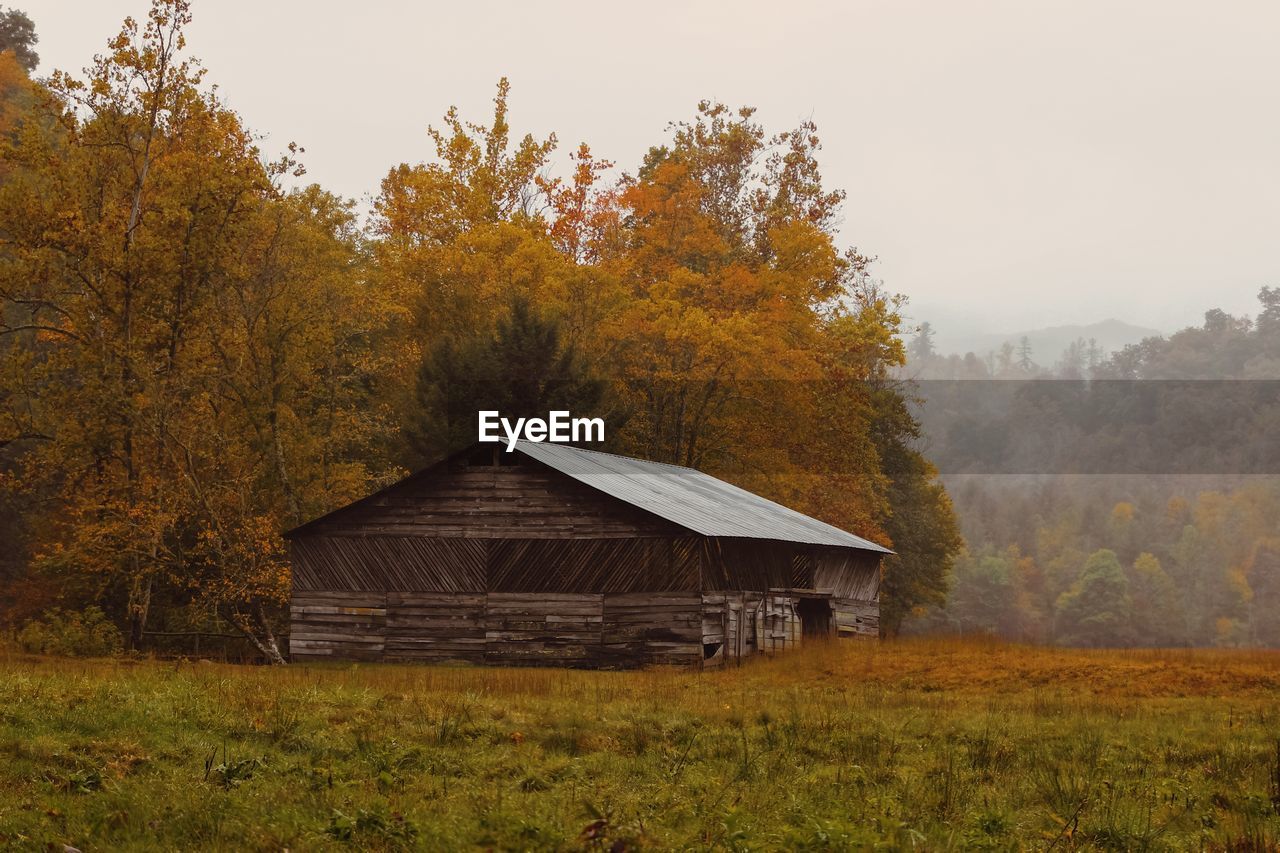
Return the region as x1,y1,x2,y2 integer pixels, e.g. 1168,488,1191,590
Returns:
291,535,704,596
706,539,812,592
486,537,700,593
484,593,605,667
386,591,487,663
289,591,386,661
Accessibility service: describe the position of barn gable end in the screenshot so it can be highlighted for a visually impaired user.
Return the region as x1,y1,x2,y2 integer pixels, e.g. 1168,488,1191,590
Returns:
291,452,684,540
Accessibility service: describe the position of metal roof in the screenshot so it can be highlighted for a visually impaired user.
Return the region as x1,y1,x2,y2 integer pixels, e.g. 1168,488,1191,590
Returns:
515,441,892,554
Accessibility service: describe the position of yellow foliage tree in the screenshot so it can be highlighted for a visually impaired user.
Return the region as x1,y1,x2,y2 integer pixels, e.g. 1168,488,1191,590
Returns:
0,0,394,661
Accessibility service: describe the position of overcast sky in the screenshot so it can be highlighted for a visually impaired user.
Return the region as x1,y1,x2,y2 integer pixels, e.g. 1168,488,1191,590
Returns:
17,0,1280,335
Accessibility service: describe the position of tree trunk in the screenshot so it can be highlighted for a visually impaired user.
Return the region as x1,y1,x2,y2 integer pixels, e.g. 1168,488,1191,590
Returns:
253,601,287,665
224,603,287,665
127,575,152,651
268,404,301,526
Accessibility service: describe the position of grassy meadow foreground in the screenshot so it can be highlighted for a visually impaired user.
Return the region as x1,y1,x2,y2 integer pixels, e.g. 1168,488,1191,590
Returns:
3,641,1280,850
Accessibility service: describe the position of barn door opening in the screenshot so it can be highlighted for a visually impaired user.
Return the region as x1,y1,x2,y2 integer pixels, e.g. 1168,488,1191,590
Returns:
796,597,832,638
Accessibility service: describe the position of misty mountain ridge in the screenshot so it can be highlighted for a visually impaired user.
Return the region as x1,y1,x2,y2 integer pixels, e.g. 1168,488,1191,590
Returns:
927,318,1162,361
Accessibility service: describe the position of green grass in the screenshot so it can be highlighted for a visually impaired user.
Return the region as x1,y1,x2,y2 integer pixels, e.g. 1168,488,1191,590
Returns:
3,639,1280,850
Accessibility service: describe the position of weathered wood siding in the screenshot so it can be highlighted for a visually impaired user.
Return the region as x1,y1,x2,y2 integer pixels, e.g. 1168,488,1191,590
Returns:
602,592,702,666
292,537,486,592
760,593,803,651
700,591,805,665
704,541,879,599
290,590,703,668
832,597,879,638
291,536,702,595
485,593,603,666
289,591,386,661
700,592,730,666
703,539,797,590
487,538,700,592
291,588,874,665
812,547,881,600
386,592,485,662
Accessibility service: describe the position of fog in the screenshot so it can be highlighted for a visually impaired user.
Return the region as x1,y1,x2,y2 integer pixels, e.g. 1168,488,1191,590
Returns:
19,0,1280,334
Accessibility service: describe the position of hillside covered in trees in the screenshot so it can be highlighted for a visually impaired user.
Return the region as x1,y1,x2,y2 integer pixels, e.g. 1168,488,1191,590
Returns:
904,291,1280,646
0,1,957,657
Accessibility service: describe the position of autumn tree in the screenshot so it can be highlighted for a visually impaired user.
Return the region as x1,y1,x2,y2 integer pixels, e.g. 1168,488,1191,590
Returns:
380,91,950,593
372,79,591,460
0,0,242,648
0,15,966,655
867,314,961,634
0,0,391,660
586,102,960,609
599,103,854,469
0,26,45,621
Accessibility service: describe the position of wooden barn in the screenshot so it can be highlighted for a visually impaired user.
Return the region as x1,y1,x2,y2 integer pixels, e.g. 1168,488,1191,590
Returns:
285,441,890,668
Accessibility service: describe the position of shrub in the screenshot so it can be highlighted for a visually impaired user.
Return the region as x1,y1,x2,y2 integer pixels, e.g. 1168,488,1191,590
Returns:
16,607,124,657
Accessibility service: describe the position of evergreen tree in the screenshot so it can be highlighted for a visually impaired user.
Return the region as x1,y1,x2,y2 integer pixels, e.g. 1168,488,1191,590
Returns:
908,321,937,362
1056,338,1087,378
1086,337,1103,371
1055,549,1133,646
996,341,1015,375
1016,336,1034,371
405,296,607,465
0,7,36,71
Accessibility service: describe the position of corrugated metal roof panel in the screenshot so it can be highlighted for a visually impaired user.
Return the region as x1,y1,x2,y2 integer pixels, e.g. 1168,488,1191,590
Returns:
515,441,892,554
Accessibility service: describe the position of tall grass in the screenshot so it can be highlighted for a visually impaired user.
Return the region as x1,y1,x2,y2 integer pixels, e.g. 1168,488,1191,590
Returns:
1,638,1279,849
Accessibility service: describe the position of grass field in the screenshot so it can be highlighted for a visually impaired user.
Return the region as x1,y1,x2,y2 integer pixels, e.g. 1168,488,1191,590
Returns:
3,640,1280,851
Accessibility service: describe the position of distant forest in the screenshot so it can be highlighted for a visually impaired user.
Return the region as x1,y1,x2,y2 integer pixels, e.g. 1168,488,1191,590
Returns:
904,290,1280,646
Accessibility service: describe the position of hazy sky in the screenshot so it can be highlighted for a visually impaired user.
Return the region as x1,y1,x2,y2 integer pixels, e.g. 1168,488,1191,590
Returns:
17,0,1280,335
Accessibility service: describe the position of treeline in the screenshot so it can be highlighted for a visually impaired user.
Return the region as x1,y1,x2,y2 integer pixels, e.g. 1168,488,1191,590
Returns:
0,1,958,656
906,296,1280,646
